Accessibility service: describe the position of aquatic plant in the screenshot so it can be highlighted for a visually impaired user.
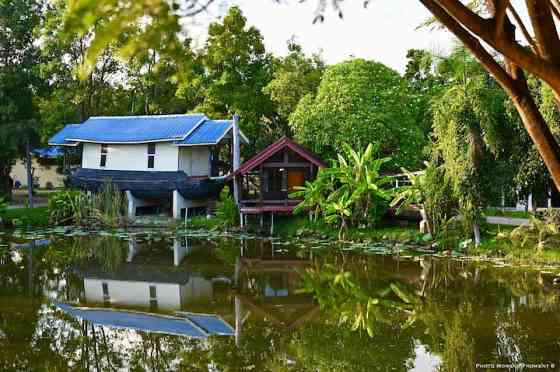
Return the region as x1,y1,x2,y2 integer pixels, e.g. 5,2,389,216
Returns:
49,190,92,225
90,182,127,227
49,182,127,227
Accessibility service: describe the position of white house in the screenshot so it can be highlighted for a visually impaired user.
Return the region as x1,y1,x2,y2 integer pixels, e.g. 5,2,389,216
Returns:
49,114,248,218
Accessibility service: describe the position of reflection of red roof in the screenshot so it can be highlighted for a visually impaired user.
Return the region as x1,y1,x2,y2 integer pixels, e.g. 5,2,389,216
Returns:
229,137,327,179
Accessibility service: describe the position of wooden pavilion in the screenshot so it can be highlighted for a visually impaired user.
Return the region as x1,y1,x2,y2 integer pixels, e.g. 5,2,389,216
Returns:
228,137,326,231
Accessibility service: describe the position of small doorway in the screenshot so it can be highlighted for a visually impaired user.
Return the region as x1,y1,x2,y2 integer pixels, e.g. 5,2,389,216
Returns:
288,170,306,193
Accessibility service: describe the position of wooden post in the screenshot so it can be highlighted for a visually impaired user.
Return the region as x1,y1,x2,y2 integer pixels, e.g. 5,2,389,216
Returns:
232,114,241,205
235,296,242,347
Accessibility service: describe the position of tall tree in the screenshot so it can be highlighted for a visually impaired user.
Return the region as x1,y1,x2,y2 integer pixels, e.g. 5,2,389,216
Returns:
0,0,43,199
263,40,325,133
176,6,276,152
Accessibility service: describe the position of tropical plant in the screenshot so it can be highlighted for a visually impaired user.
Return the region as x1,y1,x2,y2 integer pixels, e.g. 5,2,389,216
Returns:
391,166,432,234
215,186,238,228
292,143,394,239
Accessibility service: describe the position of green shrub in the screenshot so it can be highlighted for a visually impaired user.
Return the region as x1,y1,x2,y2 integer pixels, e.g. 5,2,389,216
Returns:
215,186,238,227
91,182,127,227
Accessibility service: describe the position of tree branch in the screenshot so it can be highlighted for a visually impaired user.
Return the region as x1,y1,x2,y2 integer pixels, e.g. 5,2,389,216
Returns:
492,0,510,38
507,4,537,52
525,0,560,64
421,0,519,97
436,0,560,97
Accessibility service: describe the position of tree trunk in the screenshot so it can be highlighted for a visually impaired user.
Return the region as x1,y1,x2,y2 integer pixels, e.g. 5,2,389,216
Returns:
0,167,12,202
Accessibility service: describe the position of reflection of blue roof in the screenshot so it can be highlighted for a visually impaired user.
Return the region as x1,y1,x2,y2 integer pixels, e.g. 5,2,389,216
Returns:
56,303,234,338
34,147,63,158
14,239,51,250
48,124,82,146
49,115,249,146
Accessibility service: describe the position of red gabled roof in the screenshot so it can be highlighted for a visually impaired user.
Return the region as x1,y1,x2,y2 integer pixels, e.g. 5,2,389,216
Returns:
229,136,327,178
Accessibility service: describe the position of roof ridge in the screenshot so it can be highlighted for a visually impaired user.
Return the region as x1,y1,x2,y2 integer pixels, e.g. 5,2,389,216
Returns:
88,113,206,120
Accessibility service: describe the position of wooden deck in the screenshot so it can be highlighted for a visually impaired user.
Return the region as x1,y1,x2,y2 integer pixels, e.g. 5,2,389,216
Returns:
239,204,295,214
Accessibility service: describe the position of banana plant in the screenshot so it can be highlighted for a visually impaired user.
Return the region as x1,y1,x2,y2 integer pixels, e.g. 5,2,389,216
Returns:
390,166,432,235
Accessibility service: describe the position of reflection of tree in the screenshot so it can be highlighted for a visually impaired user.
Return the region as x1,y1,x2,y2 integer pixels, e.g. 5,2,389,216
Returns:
298,262,419,337
286,324,418,372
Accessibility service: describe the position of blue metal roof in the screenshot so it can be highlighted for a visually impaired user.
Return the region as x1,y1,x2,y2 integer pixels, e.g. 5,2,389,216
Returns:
34,147,64,158
48,124,82,146
56,303,234,338
66,114,206,143
176,119,231,145
49,115,249,146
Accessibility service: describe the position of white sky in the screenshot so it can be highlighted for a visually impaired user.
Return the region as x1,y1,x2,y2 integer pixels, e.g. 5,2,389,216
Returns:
185,0,456,73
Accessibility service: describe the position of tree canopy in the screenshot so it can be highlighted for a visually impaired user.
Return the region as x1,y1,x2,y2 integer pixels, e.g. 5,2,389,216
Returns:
290,59,425,168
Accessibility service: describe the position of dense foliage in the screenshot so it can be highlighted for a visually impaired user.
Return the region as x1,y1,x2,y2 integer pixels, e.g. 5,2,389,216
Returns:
214,185,238,228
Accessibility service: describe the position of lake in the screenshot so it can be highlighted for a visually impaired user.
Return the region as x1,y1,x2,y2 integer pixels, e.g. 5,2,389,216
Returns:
1,227,559,371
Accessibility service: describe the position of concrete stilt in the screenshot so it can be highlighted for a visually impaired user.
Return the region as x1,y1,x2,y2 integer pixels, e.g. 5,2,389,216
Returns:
270,212,274,235
173,190,207,219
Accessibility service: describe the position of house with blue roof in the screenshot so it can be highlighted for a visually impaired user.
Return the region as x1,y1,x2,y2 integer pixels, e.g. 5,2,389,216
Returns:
49,114,248,218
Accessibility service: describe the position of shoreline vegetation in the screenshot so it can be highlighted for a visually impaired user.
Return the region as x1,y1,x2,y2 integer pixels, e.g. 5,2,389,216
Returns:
2,203,560,268
1,187,558,268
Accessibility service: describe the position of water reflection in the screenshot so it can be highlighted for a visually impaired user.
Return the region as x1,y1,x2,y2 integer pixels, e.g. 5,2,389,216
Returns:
1,231,560,371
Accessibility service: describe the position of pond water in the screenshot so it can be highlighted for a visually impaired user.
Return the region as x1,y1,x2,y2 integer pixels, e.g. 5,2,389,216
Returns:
1,228,559,371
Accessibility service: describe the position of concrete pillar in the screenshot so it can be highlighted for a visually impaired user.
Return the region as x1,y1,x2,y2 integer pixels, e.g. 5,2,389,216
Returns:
173,190,187,219
126,190,153,218
235,295,243,347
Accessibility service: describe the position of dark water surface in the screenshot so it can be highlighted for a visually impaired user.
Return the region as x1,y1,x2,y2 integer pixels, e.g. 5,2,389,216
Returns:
1,228,559,371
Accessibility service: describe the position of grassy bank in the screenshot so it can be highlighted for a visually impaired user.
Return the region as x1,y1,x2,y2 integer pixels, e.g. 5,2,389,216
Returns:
2,207,49,227
184,214,560,266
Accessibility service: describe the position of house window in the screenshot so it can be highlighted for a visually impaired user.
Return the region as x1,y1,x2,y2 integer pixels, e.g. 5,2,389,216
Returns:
147,143,156,169
100,144,108,167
